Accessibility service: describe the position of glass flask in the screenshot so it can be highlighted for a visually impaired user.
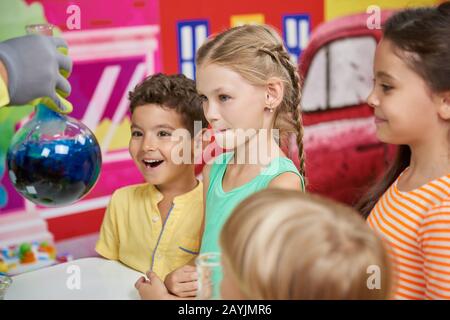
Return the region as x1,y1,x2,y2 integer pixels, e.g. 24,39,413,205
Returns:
196,252,222,300
6,24,102,207
0,275,12,300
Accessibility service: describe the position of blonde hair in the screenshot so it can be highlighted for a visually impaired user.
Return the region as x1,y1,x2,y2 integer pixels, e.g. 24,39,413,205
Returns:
220,189,392,299
196,24,306,178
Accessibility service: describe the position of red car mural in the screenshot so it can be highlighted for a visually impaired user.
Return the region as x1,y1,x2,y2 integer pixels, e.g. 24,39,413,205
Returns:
298,11,397,205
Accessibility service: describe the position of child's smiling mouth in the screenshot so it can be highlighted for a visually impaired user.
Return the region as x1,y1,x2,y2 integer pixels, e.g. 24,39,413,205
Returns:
142,159,164,168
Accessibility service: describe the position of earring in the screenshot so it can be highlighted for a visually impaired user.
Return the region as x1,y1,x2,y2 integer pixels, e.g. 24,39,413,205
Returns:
266,100,274,113
265,105,274,113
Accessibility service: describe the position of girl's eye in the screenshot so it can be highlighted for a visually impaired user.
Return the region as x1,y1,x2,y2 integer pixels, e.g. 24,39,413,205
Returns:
158,131,171,137
381,84,393,93
219,94,231,102
131,131,142,137
199,95,208,102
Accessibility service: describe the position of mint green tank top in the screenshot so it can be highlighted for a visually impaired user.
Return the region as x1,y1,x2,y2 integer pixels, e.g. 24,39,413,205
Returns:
200,151,305,255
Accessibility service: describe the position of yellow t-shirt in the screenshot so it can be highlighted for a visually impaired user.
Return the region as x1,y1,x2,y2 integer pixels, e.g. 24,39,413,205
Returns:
0,76,10,107
95,181,203,280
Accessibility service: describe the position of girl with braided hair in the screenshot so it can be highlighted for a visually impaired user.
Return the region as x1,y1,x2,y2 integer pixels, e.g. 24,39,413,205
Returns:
135,24,307,299
191,24,306,295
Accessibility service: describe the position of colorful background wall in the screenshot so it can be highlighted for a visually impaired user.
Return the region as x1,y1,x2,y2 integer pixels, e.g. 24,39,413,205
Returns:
0,0,442,262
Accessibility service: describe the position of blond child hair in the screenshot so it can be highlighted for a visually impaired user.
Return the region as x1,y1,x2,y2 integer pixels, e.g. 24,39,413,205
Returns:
220,189,392,299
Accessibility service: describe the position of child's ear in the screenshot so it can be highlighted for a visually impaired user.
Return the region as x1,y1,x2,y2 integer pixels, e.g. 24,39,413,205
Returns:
265,77,284,111
438,91,450,120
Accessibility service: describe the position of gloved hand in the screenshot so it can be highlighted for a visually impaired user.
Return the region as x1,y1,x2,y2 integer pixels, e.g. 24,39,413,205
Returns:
0,34,73,113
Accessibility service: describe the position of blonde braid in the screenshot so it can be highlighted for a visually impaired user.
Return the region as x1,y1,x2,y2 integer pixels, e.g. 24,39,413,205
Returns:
260,45,306,180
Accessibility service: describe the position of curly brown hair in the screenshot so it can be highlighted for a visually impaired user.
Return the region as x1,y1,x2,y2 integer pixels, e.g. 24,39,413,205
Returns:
128,73,208,135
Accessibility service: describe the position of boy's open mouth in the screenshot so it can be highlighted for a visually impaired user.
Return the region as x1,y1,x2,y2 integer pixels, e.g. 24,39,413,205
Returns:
143,159,164,168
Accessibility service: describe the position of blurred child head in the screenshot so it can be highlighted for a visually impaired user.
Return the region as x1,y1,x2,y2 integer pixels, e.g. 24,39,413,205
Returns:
359,2,450,217
196,24,305,176
220,189,392,299
128,73,207,186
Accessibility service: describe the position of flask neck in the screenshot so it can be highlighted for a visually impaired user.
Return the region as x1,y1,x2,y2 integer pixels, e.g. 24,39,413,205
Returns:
35,103,64,121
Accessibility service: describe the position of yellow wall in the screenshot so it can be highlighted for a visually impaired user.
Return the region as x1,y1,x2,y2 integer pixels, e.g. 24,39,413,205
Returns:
230,14,265,27
325,0,442,21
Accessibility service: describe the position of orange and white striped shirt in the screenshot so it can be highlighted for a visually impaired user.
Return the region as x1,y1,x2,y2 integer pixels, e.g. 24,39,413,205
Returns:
367,171,450,300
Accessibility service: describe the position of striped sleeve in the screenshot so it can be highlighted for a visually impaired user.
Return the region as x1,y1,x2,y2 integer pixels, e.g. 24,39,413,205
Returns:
419,199,450,299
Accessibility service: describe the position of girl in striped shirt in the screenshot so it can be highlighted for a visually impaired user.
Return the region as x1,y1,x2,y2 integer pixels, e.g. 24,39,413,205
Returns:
357,2,450,299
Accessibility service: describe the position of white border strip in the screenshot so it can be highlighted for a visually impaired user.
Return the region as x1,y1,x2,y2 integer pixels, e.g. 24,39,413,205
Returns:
0,232,53,248
63,25,159,62
39,196,111,220
0,219,46,233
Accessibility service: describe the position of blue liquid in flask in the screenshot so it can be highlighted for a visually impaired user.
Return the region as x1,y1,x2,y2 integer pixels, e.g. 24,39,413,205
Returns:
6,104,102,207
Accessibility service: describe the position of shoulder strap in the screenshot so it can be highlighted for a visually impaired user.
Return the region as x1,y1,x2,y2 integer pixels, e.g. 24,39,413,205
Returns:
256,157,305,191
206,152,233,196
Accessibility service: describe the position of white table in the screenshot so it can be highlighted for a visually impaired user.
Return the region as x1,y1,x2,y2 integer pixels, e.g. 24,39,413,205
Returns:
4,257,144,300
